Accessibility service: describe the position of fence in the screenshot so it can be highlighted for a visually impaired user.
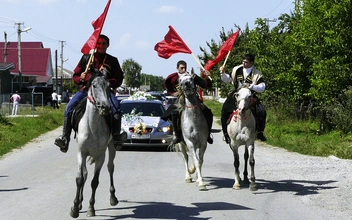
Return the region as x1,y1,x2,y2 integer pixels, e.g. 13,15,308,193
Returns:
0,93,46,116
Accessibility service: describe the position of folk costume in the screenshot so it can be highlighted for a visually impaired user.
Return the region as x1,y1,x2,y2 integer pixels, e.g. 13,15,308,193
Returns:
164,72,214,145
221,64,267,143
55,52,125,153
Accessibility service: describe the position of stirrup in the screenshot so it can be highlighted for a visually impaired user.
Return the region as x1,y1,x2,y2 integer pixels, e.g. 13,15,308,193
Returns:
223,133,230,144
207,134,213,144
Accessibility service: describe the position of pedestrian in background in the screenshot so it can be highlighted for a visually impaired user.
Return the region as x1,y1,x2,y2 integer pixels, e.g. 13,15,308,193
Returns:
10,91,21,115
52,90,59,109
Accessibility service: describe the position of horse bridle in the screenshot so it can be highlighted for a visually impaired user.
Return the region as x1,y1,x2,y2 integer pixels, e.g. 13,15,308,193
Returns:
180,74,200,109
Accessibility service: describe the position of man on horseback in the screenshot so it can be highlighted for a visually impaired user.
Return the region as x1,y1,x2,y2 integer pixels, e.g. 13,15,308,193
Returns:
164,60,214,145
54,34,126,153
220,53,267,143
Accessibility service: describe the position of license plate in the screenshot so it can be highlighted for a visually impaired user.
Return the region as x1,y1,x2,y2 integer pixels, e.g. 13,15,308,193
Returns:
131,134,151,139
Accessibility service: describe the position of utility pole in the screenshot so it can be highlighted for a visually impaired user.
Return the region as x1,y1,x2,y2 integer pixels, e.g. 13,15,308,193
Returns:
59,40,65,78
16,22,24,91
55,50,58,91
3,32,9,63
263,18,277,29
16,22,31,91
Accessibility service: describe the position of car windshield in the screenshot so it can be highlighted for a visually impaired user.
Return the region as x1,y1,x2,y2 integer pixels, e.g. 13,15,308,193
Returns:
121,102,165,117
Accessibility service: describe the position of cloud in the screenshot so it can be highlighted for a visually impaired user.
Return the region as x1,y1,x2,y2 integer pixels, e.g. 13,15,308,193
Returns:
155,5,184,14
115,33,132,48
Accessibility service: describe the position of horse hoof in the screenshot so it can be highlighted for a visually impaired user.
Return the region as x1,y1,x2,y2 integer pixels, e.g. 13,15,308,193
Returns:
70,208,79,218
199,185,207,191
185,178,192,183
110,197,119,206
87,209,95,217
250,183,258,191
233,184,241,190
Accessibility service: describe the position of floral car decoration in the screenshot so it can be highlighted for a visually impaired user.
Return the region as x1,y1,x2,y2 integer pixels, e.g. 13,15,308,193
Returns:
133,122,148,135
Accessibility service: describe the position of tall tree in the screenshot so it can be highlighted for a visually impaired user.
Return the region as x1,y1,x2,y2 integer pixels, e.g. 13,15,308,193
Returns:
122,58,142,89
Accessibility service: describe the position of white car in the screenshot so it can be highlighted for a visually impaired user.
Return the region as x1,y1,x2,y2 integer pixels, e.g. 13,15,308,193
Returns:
120,98,173,148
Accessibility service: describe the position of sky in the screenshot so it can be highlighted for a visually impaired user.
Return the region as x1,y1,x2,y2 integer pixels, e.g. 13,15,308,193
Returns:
0,0,294,78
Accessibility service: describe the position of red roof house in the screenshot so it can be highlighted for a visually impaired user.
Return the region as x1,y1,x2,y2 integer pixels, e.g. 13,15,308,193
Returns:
0,41,53,92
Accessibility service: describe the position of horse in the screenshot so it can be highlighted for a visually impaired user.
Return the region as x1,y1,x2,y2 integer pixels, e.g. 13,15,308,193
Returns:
69,68,119,218
176,69,208,191
227,86,257,191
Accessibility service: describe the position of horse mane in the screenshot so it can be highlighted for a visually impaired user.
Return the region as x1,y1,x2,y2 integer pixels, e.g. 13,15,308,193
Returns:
174,90,185,111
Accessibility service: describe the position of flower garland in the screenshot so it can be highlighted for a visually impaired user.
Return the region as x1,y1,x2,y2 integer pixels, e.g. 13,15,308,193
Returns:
129,91,155,100
134,122,148,135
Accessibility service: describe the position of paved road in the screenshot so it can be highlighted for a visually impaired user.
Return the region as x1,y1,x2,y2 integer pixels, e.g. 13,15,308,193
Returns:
0,122,351,220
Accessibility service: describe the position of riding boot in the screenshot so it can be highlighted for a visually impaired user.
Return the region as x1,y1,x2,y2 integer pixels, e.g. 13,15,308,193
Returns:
112,115,127,151
221,111,231,144
54,116,72,153
202,107,213,144
256,116,267,141
170,112,182,145
254,105,267,141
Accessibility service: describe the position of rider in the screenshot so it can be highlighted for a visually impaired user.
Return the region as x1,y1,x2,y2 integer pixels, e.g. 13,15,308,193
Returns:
54,34,126,153
219,53,267,143
164,60,214,145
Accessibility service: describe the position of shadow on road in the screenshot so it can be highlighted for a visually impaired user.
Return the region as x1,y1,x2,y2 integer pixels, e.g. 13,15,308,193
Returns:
79,200,252,220
254,179,337,195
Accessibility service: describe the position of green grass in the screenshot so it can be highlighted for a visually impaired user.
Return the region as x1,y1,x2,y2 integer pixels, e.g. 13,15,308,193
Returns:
0,105,64,157
204,99,352,159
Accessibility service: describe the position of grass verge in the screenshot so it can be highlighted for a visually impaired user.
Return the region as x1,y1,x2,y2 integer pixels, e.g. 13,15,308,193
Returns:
0,105,64,157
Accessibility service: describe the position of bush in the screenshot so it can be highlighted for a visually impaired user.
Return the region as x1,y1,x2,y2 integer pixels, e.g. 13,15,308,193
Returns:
323,88,352,134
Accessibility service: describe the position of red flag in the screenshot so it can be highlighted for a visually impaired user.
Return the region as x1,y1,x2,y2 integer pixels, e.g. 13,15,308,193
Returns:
204,29,240,71
154,25,192,59
81,0,111,54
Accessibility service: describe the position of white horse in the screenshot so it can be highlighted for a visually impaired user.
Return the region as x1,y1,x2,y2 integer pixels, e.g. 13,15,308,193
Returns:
227,87,257,191
70,69,118,218
176,70,208,191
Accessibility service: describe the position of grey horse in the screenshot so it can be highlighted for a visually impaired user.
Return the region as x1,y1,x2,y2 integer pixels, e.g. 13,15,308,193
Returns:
227,86,258,191
176,69,208,191
70,69,118,218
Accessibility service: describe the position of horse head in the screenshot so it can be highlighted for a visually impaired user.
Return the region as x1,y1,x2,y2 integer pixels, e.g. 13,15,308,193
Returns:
178,68,196,96
235,87,253,116
87,68,111,116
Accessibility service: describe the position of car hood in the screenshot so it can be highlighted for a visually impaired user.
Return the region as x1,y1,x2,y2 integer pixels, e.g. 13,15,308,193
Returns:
122,116,168,127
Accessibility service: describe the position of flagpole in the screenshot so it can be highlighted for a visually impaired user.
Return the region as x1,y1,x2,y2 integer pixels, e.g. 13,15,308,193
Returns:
222,50,232,68
191,53,212,80
84,51,95,73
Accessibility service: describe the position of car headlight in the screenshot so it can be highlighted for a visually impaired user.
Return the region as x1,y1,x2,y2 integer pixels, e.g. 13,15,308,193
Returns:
158,126,171,133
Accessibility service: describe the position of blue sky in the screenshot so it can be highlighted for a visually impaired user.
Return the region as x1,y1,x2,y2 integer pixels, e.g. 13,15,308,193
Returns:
1,0,294,78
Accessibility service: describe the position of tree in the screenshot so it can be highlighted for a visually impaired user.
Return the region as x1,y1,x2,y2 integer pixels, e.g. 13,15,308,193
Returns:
122,58,142,89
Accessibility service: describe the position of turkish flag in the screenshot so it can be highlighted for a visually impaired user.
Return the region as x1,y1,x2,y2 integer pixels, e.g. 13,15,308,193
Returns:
81,0,111,54
204,29,240,71
154,25,192,59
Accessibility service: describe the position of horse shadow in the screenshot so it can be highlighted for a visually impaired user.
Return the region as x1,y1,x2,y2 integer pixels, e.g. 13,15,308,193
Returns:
0,175,29,192
203,176,337,196
79,200,253,220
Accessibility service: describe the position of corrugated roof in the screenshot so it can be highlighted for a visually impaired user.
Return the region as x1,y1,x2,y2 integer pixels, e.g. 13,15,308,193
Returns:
0,42,51,77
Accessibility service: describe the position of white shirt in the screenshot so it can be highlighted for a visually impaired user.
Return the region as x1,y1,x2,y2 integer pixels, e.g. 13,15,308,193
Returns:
52,92,58,101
